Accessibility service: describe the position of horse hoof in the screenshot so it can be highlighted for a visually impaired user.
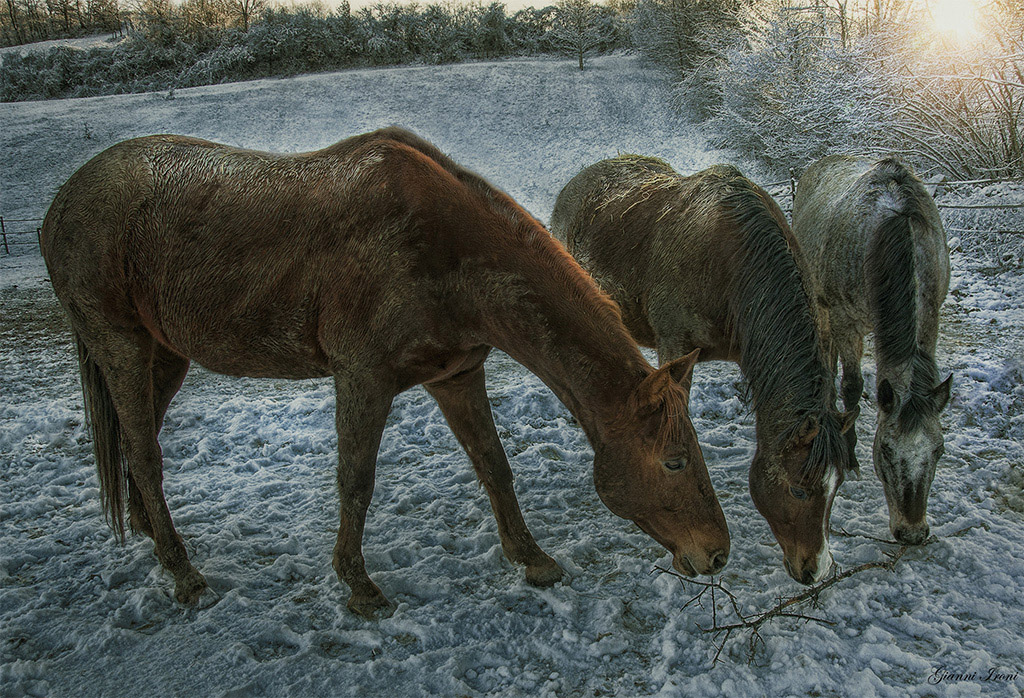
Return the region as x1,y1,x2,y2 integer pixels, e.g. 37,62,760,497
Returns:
347,593,396,619
174,570,208,605
525,559,564,587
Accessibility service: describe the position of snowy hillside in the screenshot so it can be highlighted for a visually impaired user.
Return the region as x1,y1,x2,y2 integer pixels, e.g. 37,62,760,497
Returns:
1,55,1022,697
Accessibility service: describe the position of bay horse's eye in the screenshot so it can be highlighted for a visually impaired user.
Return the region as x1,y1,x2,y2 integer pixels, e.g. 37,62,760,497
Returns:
663,457,687,472
789,486,808,500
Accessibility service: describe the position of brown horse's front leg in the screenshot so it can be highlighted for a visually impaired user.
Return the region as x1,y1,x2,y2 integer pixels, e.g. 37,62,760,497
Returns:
331,373,395,618
426,364,563,587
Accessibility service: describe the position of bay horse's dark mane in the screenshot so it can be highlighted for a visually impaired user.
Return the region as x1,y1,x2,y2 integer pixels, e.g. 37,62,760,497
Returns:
722,179,850,481
863,158,943,431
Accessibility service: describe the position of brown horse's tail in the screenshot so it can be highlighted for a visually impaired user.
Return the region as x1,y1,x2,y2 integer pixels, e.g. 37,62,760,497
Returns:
76,334,128,541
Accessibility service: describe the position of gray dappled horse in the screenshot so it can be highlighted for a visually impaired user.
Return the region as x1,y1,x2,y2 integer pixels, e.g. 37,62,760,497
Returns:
41,128,730,617
551,155,856,585
792,155,951,545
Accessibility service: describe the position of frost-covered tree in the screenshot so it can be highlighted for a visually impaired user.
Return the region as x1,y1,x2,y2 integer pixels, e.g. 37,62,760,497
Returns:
551,0,608,70
630,0,740,76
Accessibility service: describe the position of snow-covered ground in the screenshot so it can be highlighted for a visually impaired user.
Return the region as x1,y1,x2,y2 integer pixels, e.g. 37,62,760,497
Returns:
2,55,1022,697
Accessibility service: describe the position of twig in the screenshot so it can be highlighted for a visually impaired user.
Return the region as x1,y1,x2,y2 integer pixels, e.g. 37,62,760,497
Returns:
655,541,916,665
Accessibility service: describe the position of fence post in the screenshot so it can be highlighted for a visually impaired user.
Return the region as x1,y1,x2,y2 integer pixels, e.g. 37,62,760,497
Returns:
1,217,8,255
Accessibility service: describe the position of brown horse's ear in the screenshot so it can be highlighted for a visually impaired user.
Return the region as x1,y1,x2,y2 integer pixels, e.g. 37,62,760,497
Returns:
839,407,859,434
877,379,898,414
633,349,701,418
931,374,952,412
663,348,700,393
633,368,673,417
792,414,820,446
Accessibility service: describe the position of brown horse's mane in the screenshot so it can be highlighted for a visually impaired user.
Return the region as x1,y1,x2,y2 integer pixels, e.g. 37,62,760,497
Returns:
367,128,635,368
721,179,850,481
863,158,944,431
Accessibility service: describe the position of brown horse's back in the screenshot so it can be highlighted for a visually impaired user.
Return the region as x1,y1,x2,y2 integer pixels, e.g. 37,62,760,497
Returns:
42,130,504,383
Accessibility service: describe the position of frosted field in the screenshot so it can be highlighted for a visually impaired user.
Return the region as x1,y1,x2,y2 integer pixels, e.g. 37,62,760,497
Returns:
2,55,1023,697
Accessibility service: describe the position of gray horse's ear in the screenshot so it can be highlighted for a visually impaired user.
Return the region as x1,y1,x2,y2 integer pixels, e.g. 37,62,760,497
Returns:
877,379,898,414
932,374,952,412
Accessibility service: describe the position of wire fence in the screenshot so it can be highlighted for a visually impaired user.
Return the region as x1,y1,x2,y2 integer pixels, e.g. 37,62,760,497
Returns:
3,174,1023,256
763,172,1024,240
0,216,42,255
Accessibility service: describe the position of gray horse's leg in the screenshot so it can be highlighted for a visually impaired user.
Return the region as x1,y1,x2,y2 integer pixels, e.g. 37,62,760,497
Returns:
88,329,206,603
130,346,190,539
426,364,563,587
838,335,865,473
331,372,395,618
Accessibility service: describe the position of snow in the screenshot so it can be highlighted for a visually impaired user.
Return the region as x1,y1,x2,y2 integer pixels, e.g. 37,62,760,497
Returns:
2,54,1022,697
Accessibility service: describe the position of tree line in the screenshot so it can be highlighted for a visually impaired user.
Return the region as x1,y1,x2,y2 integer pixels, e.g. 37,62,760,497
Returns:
3,0,1021,181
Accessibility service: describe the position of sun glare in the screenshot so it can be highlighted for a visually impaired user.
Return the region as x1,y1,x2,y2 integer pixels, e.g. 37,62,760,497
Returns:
928,0,983,45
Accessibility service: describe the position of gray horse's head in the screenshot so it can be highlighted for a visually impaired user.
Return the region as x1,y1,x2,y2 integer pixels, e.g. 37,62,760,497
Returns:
873,374,952,544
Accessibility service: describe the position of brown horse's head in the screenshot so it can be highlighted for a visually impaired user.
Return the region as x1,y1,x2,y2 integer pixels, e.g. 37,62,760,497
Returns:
749,411,856,585
595,349,730,576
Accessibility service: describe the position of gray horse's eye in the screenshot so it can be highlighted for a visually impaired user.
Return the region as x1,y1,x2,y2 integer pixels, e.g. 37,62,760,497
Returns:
663,457,687,472
790,486,808,500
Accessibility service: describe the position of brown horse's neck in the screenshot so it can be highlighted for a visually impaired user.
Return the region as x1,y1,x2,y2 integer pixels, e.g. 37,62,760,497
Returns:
477,221,651,444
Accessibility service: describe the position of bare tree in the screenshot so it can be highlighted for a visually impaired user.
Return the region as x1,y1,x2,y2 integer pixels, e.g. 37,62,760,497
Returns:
232,0,263,31
551,0,608,70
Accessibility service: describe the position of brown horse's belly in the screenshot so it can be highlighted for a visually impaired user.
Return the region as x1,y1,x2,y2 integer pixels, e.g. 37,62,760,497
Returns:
161,315,332,380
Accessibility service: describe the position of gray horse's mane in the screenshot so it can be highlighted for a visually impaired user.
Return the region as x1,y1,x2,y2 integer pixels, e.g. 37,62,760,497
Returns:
724,182,850,481
864,158,943,430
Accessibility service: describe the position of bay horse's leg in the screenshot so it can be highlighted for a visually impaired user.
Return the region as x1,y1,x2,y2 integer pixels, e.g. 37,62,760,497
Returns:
331,373,395,618
130,346,190,540
87,330,206,604
425,364,564,587
838,334,865,473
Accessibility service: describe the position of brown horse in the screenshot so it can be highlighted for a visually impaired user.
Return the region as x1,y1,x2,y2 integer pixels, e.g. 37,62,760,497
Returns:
792,155,951,545
551,156,856,585
41,128,729,617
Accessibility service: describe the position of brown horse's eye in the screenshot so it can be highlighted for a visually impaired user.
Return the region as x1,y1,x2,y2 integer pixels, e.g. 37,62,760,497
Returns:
789,486,808,500
663,457,687,472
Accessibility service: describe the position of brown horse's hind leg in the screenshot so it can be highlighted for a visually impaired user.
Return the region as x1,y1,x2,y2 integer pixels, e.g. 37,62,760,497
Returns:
89,330,206,604
331,373,395,618
130,347,190,540
426,364,564,587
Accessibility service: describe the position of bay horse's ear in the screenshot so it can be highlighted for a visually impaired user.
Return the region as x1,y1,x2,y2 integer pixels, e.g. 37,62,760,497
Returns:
792,413,820,446
877,379,898,414
931,374,952,412
663,348,700,393
839,407,859,434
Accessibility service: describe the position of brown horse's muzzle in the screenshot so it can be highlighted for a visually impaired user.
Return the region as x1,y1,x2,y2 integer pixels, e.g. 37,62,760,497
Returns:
783,547,833,585
673,547,729,577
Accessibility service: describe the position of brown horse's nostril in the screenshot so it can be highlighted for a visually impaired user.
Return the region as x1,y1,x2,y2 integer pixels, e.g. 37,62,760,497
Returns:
800,568,816,585
709,549,728,575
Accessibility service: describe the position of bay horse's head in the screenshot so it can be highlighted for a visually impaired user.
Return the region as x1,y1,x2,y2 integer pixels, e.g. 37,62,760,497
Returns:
595,349,730,577
873,374,951,545
749,410,856,585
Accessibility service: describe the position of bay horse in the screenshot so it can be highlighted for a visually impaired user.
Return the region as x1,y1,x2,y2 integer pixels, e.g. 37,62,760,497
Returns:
550,155,856,585
792,155,951,545
41,128,730,617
